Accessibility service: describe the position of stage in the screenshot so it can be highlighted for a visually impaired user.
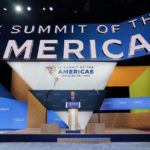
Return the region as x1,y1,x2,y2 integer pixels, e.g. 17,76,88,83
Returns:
0,128,150,142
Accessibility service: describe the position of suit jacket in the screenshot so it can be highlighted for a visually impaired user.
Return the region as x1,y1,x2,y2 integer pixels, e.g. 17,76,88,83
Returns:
68,97,78,102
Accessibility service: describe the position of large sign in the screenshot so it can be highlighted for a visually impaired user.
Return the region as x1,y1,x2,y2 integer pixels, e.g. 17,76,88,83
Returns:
101,97,150,110
0,13,150,61
0,97,27,129
8,62,116,90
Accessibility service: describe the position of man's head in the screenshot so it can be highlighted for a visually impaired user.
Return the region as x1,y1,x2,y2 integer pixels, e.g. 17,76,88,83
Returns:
71,91,75,97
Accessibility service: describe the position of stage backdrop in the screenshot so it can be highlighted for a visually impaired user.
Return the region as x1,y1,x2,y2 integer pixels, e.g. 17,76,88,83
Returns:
31,90,106,110
0,97,27,129
8,62,116,90
3,13,150,129
8,62,116,129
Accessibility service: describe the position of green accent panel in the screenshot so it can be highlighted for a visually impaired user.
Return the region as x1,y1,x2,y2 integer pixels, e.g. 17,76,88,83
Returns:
131,109,150,113
129,67,150,113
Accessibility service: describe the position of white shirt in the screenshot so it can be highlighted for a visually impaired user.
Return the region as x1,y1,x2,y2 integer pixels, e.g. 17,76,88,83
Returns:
71,97,75,101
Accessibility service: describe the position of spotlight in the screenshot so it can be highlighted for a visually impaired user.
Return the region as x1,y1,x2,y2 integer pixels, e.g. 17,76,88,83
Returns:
27,7,31,11
3,8,7,11
49,6,53,11
42,7,46,11
15,5,22,12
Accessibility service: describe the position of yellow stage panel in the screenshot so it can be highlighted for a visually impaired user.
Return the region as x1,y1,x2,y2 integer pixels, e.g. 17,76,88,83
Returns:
107,66,148,87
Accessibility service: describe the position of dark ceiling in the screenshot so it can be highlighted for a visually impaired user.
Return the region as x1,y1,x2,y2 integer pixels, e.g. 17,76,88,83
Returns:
0,0,150,23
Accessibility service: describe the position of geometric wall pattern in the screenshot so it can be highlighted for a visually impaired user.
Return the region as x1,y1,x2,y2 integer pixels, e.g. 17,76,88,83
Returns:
107,66,150,112
9,66,150,129
130,67,150,112
107,66,148,87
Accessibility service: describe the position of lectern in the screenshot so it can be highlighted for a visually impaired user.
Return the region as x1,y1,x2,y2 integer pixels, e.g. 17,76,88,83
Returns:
66,101,80,130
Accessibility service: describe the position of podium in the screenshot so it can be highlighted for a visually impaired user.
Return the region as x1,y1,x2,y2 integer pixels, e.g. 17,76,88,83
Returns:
66,101,80,130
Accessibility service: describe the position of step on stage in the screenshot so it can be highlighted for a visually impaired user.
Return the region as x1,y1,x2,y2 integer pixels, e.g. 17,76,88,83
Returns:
0,128,150,142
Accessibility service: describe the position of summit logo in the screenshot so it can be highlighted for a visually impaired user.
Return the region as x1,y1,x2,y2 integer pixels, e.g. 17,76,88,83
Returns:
45,65,59,86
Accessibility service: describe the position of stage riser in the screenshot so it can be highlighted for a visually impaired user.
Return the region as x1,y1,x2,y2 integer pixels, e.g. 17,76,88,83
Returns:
57,138,110,143
89,113,150,130
0,134,150,142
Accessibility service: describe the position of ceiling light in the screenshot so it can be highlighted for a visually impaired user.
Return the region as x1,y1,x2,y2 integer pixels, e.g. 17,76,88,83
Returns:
3,8,7,11
27,7,31,11
42,7,46,11
49,6,53,11
15,5,22,12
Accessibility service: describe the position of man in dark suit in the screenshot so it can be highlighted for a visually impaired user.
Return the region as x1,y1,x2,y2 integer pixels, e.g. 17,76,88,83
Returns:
68,91,78,102
66,91,81,109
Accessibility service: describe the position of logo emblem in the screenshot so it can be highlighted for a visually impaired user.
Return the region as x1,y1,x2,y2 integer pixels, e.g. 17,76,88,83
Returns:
45,65,59,86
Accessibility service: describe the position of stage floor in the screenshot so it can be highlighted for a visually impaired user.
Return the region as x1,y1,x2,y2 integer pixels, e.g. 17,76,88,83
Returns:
1,128,149,135
1,142,150,150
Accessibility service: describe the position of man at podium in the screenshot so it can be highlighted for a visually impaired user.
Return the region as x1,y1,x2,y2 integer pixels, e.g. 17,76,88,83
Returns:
68,91,78,102
66,91,81,131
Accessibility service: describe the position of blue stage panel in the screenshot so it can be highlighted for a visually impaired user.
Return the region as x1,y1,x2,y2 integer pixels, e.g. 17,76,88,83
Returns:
0,84,14,99
47,110,68,128
101,97,150,110
0,97,27,129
